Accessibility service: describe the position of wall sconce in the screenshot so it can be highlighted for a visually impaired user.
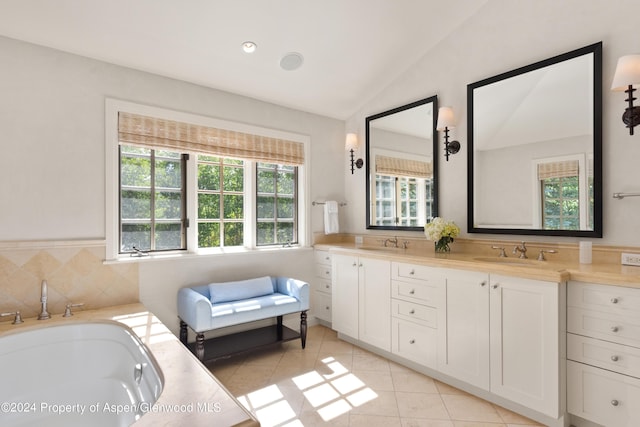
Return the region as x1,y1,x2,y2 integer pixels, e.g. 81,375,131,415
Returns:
345,133,363,174
436,107,461,161
611,55,640,135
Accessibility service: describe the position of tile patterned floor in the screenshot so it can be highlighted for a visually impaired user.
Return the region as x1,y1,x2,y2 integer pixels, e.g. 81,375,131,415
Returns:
207,325,544,427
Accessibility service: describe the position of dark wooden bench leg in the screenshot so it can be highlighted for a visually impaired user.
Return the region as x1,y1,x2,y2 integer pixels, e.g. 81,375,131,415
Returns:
300,310,307,349
195,333,205,361
277,315,283,341
179,320,188,345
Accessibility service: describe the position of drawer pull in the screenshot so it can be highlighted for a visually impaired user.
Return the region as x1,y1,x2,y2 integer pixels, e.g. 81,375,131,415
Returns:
409,339,416,344
359,263,363,267
325,284,330,289
480,281,487,287
409,269,415,275
611,326,620,333
611,399,619,407
325,306,330,310
325,270,330,275
492,284,499,289
611,297,619,304
325,256,330,261
611,355,620,362
409,289,415,295
409,309,415,314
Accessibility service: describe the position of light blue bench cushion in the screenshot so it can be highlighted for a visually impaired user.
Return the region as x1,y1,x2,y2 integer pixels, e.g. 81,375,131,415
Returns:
210,293,299,329
208,276,275,304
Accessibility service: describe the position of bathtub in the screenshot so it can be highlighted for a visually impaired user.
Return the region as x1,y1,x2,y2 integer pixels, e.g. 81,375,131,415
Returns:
0,320,164,426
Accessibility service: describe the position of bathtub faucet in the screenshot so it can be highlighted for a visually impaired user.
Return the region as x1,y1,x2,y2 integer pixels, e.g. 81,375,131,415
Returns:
37,280,51,320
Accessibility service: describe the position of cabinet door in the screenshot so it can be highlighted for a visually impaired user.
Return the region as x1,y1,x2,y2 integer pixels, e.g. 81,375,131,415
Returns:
331,254,360,338
438,269,490,390
489,274,560,417
359,258,391,351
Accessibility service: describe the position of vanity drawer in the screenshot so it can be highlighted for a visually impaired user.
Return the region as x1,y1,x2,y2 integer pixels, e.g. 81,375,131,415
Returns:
568,281,640,319
392,317,437,368
314,290,332,323
392,280,441,307
393,262,446,284
568,360,640,427
315,264,332,280
314,250,332,266
568,306,640,349
315,278,332,294
391,299,437,328
568,333,640,379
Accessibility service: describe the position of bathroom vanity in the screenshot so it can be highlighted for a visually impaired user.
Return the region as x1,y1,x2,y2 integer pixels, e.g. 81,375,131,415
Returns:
315,241,640,427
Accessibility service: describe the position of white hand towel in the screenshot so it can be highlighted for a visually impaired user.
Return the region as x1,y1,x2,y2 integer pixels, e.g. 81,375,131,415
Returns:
324,201,340,234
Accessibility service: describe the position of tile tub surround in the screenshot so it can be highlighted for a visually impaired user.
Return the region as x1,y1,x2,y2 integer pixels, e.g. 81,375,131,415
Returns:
209,324,543,426
0,241,138,318
0,303,258,427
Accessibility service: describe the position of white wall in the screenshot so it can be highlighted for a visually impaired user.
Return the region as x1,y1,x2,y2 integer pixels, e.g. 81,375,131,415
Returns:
345,0,640,246
0,35,345,329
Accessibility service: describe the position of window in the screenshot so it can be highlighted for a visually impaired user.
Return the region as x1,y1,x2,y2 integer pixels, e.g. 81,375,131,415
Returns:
375,175,434,226
541,176,580,230
106,99,309,259
256,163,297,245
197,156,245,248
119,145,186,254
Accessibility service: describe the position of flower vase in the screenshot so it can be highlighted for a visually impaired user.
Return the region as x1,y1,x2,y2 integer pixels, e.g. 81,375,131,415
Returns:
434,236,452,253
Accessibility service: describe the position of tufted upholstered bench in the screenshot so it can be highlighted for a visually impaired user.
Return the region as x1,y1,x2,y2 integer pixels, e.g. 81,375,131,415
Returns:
177,276,309,361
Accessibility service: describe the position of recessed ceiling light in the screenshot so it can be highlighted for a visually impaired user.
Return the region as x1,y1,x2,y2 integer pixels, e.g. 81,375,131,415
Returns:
280,52,304,71
242,41,257,53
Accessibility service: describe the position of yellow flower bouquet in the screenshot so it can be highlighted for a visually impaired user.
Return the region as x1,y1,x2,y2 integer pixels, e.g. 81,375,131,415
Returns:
424,217,460,253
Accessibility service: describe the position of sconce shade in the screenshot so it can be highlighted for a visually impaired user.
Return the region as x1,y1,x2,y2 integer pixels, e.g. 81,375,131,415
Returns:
345,133,359,151
611,55,640,91
436,107,456,130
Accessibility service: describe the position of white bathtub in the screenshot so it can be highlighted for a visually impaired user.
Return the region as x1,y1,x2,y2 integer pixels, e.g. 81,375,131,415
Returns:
0,321,164,427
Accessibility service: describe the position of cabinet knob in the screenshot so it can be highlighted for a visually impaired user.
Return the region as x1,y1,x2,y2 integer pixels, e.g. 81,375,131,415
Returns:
611,399,619,407
359,263,363,267
611,355,620,362
409,339,415,344
325,306,330,310
325,270,330,275
409,309,415,314
409,289,415,295
492,284,499,289
409,269,415,275
611,326,620,333
325,256,330,261
611,297,619,304
325,284,330,289
352,262,357,267
480,281,487,287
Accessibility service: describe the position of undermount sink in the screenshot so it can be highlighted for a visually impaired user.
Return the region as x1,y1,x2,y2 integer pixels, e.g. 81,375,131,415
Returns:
473,256,543,267
358,246,404,252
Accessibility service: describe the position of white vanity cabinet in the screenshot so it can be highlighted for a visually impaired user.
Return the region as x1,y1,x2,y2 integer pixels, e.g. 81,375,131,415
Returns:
391,262,444,368
437,269,490,390
332,254,391,350
312,250,333,323
567,281,640,427
488,274,561,417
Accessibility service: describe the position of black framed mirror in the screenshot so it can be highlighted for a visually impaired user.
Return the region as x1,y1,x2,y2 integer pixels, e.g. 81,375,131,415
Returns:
366,96,438,231
467,42,602,237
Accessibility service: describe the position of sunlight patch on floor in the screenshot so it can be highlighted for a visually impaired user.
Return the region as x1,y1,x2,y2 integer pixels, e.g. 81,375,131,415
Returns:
237,355,378,425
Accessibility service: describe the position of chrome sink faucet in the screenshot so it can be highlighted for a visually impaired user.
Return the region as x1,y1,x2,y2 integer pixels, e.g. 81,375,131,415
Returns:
513,241,528,259
384,236,398,248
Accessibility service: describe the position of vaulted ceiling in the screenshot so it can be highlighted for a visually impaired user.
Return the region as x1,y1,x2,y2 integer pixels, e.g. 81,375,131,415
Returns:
0,0,487,119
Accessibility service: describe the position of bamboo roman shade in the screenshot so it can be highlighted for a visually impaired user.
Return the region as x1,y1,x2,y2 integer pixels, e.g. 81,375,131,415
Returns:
118,112,304,165
375,155,433,178
537,160,579,180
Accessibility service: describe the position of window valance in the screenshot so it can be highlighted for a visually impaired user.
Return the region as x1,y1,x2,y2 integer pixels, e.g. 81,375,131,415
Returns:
118,112,304,165
375,155,432,178
537,160,579,180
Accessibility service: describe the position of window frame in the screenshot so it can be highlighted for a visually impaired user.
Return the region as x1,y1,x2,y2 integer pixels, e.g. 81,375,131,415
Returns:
105,99,310,261
255,162,299,246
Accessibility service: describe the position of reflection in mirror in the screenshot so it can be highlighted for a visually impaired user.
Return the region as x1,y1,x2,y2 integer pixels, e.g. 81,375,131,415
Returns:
366,96,438,231
468,43,602,237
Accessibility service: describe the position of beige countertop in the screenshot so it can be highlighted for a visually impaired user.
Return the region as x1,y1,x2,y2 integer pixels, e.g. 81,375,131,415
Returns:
0,303,259,427
315,243,640,288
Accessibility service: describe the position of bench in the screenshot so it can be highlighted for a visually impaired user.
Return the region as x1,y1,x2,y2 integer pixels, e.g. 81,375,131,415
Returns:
177,276,309,362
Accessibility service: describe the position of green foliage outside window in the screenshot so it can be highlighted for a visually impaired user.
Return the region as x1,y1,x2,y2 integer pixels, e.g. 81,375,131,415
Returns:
542,176,580,230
